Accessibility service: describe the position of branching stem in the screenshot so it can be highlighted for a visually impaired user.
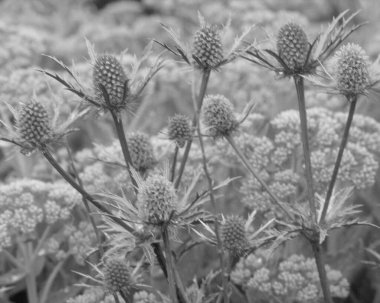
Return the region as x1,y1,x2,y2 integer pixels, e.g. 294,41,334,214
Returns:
320,96,357,223
293,75,317,223
162,227,178,303
312,243,333,303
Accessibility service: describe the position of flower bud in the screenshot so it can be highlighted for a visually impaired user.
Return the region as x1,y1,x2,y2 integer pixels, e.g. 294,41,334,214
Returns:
103,258,132,295
335,43,370,97
277,23,309,71
202,95,238,138
138,174,176,224
221,216,248,255
127,132,155,171
93,55,128,109
18,101,51,146
168,114,192,148
192,26,223,69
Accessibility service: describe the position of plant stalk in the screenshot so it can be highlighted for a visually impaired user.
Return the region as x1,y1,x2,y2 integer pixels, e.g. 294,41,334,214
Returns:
41,147,133,233
170,145,179,182
175,69,211,189
226,135,293,220
293,76,317,223
320,97,357,223
162,227,178,303
24,242,38,303
312,243,333,303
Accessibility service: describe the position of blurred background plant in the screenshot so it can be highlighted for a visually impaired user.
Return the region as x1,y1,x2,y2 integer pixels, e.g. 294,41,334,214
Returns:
1,0,380,303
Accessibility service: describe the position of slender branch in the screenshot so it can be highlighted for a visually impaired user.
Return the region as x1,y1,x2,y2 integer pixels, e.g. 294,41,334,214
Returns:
293,76,317,223
65,142,104,255
162,227,178,303
311,243,333,303
24,242,38,303
170,145,179,182
320,97,357,223
40,260,65,303
113,294,121,303
226,135,294,220
175,69,211,189
109,111,138,193
40,147,133,233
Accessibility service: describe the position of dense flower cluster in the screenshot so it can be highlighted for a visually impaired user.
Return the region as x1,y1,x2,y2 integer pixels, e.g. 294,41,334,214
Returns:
232,253,349,303
0,179,80,251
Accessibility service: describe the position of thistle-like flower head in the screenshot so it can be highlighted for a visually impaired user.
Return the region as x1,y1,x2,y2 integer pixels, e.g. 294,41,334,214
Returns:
202,95,238,138
93,54,128,111
138,173,177,225
17,101,51,147
103,258,133,295
335,43,370,97
168,114,193,148
276,23,309,71
221,215,248,256
158,13,254,71
244,11,365,77
127,132,156,172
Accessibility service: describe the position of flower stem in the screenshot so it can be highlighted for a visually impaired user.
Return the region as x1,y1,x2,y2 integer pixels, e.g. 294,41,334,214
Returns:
162,227,178,303
24,242,38,303
170,145,179,182
311,243,333,303
175,69,211,189
109,111,138,193
293,75,317,223
65,142,104,256
41,147,133,233
226,135,293,221
320,97,357,224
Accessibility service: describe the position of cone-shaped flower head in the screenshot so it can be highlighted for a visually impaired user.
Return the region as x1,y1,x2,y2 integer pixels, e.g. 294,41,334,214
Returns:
17,101,51,146
192,25,223,70
221,216,248,255
168,114,192,148
127,132,156,171
277,23,309,71
202,95,238,138
138,174,177,225
103,258,132,295
335,43,370,97
93,55,128,110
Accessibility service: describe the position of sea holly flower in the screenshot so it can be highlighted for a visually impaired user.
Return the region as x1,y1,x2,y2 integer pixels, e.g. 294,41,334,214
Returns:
40,41,164,113
243,11,364,77
194,211,275,256
306,43,380,99
156,13,254,71
167,114,193,148
0,99,87,154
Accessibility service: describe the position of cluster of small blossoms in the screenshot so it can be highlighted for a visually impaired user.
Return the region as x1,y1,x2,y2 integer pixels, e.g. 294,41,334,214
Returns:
0,179,80,250
63,222,97,265
232,253,349,303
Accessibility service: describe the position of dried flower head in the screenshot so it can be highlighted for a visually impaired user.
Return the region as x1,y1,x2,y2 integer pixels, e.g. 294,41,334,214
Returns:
276,23,309,71
202,95,238,138
138,174,177,225
334,43,370,97
17,101,51,147
168,114,192,147
221,215,248,255
192,25,224,70
93,54,128,110
103,258,133,295
127,133,156,171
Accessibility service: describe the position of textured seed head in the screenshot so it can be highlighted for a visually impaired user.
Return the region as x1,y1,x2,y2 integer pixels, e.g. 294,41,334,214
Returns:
18,101,51,146
192,26,223,69
202,95,238,138
335,43,370,97
221,216,248,255
103,259,132,294
93,55,128,109
277,23,309,71
127,133,155,171
138,174,177,225
168,114,192,148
